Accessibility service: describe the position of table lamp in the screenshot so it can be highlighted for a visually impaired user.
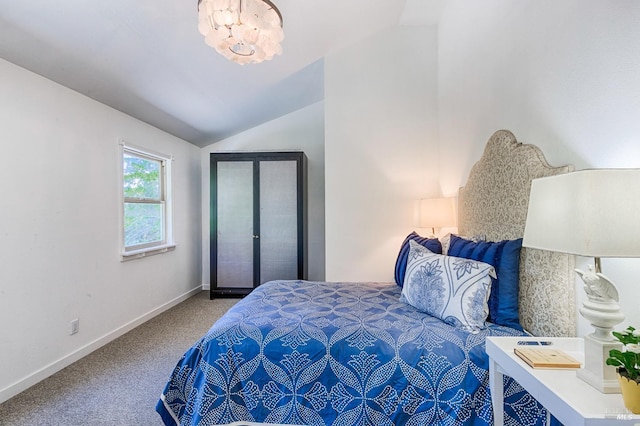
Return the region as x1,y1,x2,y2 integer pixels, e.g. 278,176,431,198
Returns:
417,197,456,236
522,169,640,393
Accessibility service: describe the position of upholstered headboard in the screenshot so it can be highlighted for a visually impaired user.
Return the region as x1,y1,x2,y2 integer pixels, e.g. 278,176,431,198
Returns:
458,130,576,337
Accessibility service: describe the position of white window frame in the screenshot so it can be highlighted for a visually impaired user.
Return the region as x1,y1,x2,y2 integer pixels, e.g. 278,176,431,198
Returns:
120,141,175,261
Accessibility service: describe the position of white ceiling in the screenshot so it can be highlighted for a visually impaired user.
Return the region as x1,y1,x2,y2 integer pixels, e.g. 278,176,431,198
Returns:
0,0,443,147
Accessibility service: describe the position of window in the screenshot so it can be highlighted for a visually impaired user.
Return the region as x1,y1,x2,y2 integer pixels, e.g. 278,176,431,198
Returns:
121,143,174,259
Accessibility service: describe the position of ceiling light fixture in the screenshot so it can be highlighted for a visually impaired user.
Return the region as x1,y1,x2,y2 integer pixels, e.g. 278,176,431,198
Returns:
197,0,284,65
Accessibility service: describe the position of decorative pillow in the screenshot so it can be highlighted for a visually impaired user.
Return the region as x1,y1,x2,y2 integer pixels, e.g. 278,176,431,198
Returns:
442,233,488,255
400,240,495,331
394,231,443,287
440,233,452,256
447,234,523,331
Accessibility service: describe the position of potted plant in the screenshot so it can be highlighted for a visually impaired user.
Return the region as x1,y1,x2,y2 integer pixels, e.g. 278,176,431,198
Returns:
606,325,640,414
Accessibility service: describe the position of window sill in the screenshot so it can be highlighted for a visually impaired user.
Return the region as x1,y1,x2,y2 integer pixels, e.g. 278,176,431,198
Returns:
121,244,176,262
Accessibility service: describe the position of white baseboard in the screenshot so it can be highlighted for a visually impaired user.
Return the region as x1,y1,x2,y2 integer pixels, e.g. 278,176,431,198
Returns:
0,286,203,404
202,283,210,290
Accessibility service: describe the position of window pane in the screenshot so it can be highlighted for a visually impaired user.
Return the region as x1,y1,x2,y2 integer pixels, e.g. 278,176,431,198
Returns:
124,202,164,247
123,153,161,199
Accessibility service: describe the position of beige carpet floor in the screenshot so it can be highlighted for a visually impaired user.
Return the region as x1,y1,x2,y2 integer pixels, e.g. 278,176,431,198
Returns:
0,292,239,426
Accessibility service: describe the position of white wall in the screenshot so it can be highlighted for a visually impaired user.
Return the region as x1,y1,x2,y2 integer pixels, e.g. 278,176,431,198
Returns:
324,25,439,281
201,101,325,284
436,0,640,335
0,59,202,403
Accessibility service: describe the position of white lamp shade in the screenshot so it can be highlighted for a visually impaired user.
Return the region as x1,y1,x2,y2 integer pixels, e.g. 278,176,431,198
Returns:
522,169,640,257
417,197,456,229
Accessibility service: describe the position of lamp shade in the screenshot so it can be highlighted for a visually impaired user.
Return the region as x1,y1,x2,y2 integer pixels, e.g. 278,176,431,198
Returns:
522,169,640,257
417,197,456,229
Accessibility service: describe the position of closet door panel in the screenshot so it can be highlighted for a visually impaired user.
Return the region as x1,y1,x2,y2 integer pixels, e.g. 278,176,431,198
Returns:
259,160,298,284
216,161,254,288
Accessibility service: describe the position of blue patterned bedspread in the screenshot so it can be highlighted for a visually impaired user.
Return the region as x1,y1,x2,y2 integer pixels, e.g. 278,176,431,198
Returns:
157,280,548,426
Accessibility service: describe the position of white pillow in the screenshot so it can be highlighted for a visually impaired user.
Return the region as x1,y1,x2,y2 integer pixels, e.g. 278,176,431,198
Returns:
400,240,495,331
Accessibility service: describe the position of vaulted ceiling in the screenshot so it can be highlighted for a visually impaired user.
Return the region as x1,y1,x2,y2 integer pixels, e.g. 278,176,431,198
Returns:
0,0,443,147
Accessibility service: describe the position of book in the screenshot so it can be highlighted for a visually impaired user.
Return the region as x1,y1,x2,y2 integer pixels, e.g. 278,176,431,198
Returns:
514,347,581,369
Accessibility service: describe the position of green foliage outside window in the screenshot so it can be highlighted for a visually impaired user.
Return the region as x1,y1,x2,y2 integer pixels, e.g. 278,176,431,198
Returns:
123,152,164,248
124,153,160,199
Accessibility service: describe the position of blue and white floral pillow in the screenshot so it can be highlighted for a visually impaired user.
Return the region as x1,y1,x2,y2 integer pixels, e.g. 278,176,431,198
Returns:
400,240,495,331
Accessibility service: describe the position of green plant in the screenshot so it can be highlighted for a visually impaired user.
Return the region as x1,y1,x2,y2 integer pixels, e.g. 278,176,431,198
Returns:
606,325,640,382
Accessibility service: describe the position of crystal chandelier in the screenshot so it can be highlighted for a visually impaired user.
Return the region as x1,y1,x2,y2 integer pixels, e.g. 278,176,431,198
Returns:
197,0,284,65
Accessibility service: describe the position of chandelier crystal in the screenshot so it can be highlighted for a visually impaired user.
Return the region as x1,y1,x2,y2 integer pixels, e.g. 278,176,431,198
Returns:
198,0,284,65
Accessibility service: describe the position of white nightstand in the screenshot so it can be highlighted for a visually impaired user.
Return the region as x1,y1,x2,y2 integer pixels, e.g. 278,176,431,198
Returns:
486,336,640,426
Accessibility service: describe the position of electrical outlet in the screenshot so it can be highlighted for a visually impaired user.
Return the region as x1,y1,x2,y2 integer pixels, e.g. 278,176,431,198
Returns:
70,319,79,335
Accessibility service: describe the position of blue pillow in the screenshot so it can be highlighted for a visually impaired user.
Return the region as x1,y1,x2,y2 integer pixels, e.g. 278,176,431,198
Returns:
447,234,523,331
394,231,442,287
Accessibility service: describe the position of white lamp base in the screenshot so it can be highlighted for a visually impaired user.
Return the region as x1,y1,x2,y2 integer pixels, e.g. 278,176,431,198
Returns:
574,265,625,393
576,334,622,393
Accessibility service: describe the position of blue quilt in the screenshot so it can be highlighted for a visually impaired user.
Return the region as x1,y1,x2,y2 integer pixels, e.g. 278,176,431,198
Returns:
157,280,548,426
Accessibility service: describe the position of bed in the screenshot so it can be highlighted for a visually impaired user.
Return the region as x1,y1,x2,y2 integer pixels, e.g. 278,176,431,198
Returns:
157,130,576,426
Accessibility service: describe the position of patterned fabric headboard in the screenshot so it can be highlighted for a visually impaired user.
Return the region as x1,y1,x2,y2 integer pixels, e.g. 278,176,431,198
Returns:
458,130,576,337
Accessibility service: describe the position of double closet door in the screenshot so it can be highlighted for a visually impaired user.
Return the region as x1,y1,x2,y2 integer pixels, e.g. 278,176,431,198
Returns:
210,152,307,298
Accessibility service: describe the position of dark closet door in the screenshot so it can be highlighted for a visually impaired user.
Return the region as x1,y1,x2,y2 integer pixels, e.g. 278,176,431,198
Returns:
210,152,306,298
